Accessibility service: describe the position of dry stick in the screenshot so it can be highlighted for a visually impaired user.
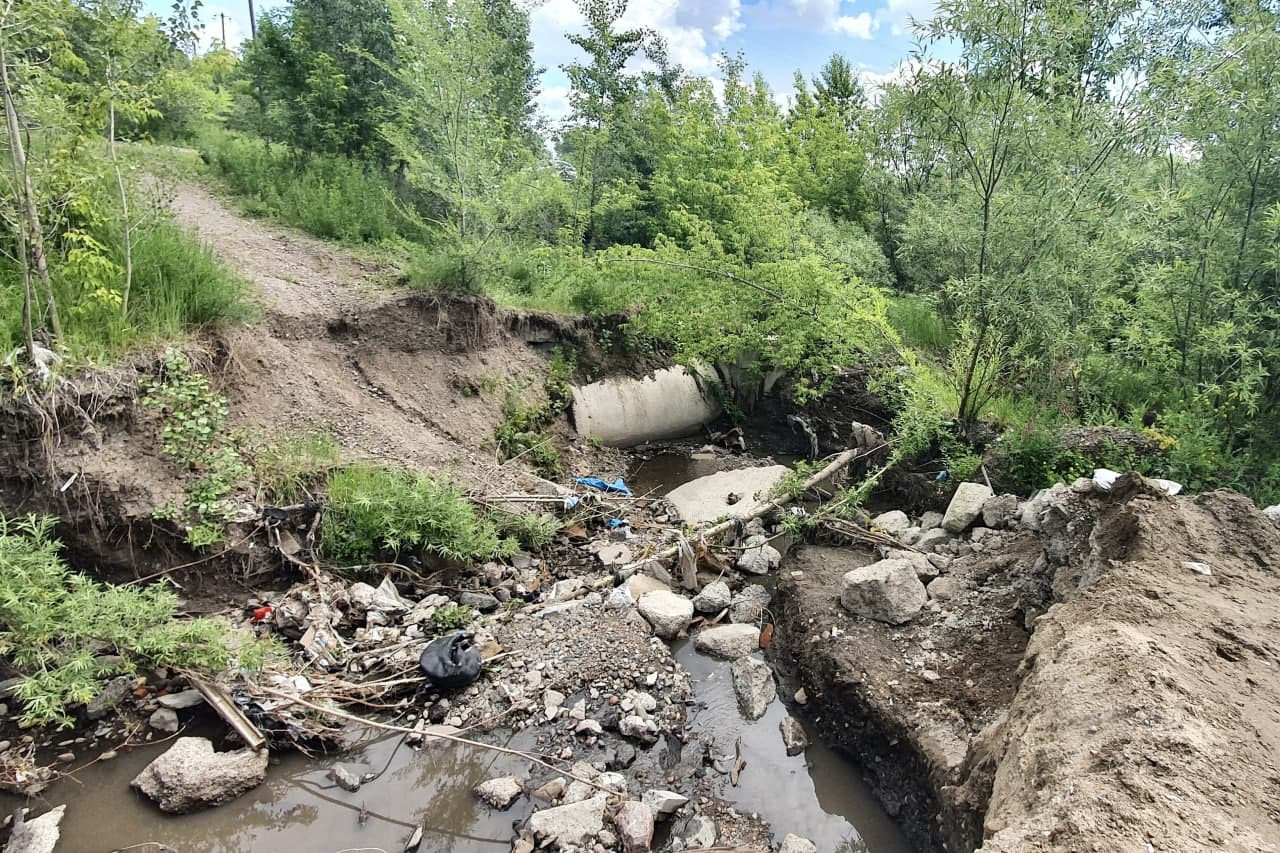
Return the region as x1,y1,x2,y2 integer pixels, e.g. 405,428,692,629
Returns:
616,445,872,576
255,686,616,793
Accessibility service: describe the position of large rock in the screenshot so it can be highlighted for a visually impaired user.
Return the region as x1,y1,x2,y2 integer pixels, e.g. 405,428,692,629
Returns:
919,510,944,531
641,789,688,817
676,815,717,848
86,676,132,720
871,510,912,536
731,656,774,720
4,805,64,853
692,580,731,613
474,776,523,809
528,794,609,845
840,559,927,624
729,584,771,624
778,834,818,853
131,737,268,813
693,624,760,659
665,466,790,526
779,714,809,756
626,575,670,600
735,543,781,575
981,493,1019,529
613,800,655,853
942,482,994,533
637,590,694,639
1263,505,1280,527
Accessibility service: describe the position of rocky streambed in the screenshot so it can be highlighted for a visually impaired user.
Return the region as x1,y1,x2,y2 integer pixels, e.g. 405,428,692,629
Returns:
6,451,1280,853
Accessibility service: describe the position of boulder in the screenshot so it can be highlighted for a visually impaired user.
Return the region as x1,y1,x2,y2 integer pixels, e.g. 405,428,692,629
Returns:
605,585,637,610
676,815,717,849
693,624,760,659
871,510,912,536
729,584,772,624
131,737,268,813
86,676,132,720
4,805,64,853
157,689,205,710
459,591,500,613
328,765,362,793
637,590,694,640
942,482,994,533
1263,505,1280,527
692,580,731,613
926,576,961,602
626,575,670,600
981,493,1019,529
919,510,944,531
613,800,655,853
779,834,818,853
916,527,952,551
528,794,609,846
475,776,524,809
730,656,775,720
665,465,790,526
779,714,809,756
736,543,781,575
148,708,179,734
840,559,927,624
641,789,688,818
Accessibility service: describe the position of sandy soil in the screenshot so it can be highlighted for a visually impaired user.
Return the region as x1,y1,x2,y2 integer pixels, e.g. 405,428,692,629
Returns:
774,479,1280,853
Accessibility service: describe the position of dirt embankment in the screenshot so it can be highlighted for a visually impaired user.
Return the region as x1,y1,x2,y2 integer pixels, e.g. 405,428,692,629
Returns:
0,184,618,578
774,479,1280,853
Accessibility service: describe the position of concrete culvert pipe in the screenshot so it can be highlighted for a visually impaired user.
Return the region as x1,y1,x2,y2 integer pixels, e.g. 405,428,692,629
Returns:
570,366,721,447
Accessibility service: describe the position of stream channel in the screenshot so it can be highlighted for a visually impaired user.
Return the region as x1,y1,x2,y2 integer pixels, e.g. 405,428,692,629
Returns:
3,452,912,853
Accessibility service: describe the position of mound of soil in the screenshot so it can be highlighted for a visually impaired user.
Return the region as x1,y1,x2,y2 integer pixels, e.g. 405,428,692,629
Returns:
774,478,1280,852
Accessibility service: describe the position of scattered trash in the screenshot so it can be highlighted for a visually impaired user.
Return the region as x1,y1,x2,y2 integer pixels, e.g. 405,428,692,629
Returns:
573,476,633,496
250,605,273,623
418,632,483,689
1183,561,1213,576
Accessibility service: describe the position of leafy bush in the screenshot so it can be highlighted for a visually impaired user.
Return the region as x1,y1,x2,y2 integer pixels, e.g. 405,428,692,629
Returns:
141,350,251,545
887,296,953,354
323,465,514,563
0,515,252,728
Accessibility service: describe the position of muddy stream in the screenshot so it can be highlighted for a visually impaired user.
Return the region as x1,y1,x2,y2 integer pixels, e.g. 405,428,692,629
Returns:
4,451,911,853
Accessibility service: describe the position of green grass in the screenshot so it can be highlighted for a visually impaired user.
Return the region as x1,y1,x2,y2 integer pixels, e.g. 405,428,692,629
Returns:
199,130,412,244
888,295,954,354
1,220,252,361
254,431,341,503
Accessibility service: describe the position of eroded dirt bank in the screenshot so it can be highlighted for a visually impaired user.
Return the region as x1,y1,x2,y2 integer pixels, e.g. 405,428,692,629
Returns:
775,478,1280,852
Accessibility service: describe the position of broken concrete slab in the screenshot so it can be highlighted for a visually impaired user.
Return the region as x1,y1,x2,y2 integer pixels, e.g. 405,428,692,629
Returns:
664,465,790,527
131,737,268,813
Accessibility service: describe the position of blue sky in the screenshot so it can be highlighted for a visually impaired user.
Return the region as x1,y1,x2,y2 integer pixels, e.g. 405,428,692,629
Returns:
147,0,936,118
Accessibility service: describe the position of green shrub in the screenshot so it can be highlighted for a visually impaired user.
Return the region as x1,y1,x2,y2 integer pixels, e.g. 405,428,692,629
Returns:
141,350,251,545
199,130,409,243
993,420,1070,490
489,510,560,550
322,465,514,564
0,515,255,728
430,603,475,633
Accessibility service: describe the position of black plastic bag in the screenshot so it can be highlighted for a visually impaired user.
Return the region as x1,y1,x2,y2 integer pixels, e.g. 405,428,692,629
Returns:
418,631,482,689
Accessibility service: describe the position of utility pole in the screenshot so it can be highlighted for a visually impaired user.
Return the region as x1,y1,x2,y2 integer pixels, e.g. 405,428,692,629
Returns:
247,0,256,38
219,12,226,47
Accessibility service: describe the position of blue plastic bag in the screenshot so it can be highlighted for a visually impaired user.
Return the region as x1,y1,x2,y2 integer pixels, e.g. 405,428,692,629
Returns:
574,476,633,496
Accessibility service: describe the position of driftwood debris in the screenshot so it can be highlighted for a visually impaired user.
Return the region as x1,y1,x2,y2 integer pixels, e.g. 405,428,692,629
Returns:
618,444,875,575
188,674,267,752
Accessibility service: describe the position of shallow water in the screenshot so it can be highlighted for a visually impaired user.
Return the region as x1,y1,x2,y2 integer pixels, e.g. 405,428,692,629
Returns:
675,641,912,853
4,725,536,852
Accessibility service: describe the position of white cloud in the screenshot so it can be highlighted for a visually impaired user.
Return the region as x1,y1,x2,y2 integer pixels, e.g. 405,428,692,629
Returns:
530,0,741,78
873,0,937,36
537,84,573,124
832,12,874,38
